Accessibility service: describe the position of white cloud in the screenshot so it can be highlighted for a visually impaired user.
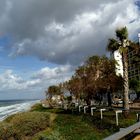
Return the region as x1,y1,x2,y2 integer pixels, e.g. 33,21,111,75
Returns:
0,70,22,90
33,65,72,79
0,70,41,90
31,65,73,88
0,65,73,93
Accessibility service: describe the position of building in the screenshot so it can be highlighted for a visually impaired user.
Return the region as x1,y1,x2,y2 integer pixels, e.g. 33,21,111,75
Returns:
113,33,140,80
112,50,123,77
128,51,140,80
128,34,140,80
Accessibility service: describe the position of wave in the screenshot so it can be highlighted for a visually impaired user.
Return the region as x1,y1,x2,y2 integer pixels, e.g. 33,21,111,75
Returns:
0,100,40,121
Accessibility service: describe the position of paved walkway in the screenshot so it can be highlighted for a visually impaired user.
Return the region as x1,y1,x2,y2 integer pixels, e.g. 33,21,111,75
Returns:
104,122,140,140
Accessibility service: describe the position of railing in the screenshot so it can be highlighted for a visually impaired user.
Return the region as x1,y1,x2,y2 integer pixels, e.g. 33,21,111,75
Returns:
104,122,140,140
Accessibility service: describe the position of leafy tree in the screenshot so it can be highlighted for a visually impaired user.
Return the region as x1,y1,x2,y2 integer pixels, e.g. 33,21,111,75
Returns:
45,85,64,108
46,85,63,99
66,75,83,99
64,55,122,106
89,56,123,106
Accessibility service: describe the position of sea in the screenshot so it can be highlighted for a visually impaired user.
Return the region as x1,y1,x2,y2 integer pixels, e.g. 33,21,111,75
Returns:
0,99,40,121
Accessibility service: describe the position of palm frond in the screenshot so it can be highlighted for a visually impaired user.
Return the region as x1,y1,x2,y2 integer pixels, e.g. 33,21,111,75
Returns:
106,38,120,52
119,46,128,54
116,27,128,41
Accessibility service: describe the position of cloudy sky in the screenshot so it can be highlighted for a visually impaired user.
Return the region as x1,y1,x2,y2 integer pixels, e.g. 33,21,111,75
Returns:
0,0,140,99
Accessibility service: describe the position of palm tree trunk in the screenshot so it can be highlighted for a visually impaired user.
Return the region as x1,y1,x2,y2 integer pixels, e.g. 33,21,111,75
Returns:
122,51,129,116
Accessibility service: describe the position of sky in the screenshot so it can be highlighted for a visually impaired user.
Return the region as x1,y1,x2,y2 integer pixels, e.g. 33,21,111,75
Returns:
0,0,140,100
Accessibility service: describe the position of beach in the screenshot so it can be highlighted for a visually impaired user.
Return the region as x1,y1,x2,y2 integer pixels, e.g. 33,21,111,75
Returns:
0,99,40,121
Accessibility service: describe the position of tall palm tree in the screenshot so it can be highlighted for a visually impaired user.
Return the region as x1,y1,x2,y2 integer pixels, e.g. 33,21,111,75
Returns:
107,27,130,114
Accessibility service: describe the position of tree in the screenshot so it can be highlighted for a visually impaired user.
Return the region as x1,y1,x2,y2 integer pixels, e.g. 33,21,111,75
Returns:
65,75,83,99
107,27,130,114
90,56,123,106
64,55,123,106
45,85,64,108
46,85,62,99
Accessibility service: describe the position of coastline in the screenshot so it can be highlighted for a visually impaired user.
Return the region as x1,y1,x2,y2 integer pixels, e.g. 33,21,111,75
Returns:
0,103,51,140
0,103,138,140
0,99,40,121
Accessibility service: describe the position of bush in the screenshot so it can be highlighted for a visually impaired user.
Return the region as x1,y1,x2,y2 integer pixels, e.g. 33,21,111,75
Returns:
11,112,50,136
30,103,43,111
0,122,14,139
0,111,51,139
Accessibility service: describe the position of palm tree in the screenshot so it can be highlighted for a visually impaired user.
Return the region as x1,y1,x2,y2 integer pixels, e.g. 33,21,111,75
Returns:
107,27,130,114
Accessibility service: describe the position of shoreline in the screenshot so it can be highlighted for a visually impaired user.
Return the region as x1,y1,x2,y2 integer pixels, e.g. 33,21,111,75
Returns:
0,100,40,122
0,104,51,140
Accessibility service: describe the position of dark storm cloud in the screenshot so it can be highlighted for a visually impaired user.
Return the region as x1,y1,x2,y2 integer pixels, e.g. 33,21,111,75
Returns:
0,0,139,65
1,0,115,39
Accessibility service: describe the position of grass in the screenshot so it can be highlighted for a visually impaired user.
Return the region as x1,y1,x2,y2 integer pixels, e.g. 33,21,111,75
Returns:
0,111,51,139
33,114,104,140
51,114,107,140
0,103,138,140
32,104,137,140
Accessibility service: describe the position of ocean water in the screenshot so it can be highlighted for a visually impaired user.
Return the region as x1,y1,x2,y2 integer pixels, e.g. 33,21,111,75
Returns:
0,100,40,121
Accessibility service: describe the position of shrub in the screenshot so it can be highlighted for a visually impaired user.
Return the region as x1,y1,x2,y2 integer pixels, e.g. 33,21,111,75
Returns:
0,122,14,139
30,103,43,111
0,111,51,139
11,112,50,136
